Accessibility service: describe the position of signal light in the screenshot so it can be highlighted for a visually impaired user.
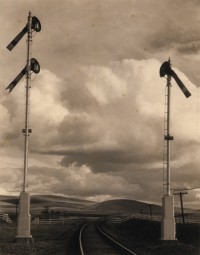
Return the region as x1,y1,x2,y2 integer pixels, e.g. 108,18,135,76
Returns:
30,58,40,74
31,17,41,32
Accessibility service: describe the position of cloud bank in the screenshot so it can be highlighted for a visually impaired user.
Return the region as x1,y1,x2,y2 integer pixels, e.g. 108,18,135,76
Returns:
0,57,199,207
1,0,200,207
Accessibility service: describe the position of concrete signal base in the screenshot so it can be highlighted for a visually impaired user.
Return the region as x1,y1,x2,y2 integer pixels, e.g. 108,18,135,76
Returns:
161,195,176,241
16,191,32,243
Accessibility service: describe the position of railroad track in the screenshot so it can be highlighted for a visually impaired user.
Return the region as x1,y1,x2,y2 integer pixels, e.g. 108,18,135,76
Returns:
79,222,137,255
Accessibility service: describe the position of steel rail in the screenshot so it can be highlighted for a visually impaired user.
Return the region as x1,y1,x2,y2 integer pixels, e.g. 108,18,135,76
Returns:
79,223,88,255
79,222,138,255
97,223,138,255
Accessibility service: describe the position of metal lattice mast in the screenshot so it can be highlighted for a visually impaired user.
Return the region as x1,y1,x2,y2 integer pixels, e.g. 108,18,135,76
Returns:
163,74,173,196
23,11,32,192
163,85,168,194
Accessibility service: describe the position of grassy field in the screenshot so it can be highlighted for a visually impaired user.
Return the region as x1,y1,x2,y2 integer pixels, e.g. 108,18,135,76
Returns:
101,219,200,255
1,219,200,254
0,223,79,255
1,196,200,254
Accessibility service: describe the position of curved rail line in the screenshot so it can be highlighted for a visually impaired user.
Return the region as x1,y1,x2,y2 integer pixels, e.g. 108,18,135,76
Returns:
79,222,138,255
79,223,87,255
97,223,138,255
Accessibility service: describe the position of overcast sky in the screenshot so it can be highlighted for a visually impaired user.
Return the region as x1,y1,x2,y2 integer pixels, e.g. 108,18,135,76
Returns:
1,0,200,208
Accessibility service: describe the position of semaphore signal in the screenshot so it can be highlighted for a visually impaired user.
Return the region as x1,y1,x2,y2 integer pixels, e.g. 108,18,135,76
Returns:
6,58,40,93
159,59,191,241
5,11,41,244
6,16,41,51
160,60,191,98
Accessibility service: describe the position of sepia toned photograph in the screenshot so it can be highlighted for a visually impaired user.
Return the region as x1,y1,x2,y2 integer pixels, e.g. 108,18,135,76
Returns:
0,0,200,254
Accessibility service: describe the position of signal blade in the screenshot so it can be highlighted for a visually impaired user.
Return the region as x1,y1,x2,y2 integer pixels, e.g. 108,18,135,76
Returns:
5,68,26,93
171,72,191,98
6,26,28,51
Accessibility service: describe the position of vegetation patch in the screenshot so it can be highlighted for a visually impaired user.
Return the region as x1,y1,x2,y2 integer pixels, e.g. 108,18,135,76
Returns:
0,223,78,255
101,219,198,255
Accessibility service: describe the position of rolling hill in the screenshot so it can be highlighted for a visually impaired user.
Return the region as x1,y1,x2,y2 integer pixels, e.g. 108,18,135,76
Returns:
89,199,162,215
0,194,196,216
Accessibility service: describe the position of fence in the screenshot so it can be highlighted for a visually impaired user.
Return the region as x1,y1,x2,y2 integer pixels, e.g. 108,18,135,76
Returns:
32,217,82,225
0,212,12,223
107,212,200,224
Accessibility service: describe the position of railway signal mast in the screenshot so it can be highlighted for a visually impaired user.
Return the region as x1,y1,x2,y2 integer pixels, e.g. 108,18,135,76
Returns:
6,12,41,243
159,59,191,240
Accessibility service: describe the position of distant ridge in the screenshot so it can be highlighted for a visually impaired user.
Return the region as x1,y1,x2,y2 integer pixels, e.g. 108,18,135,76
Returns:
89,199,162,215
31,195,95,204
0,194,95,213
0,194,94,205
0,195,160,214
0,195,196,215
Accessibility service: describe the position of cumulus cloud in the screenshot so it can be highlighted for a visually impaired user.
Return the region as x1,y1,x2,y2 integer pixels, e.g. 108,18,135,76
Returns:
1,0,200,207
51,59,197,169
25,58,199,205
1,56,199,206
27,164,141,201
1,69,68,149
82,65,127,104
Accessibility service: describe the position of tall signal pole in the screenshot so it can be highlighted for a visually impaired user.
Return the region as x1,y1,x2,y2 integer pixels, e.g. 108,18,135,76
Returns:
160,59,191,241
166,74,172,196
23,11,32,192
6,12,41,243
16,11,33,244
162,67,176,241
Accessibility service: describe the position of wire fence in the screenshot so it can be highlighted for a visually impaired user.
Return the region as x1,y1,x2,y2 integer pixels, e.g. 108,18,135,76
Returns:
31,212,200,225
106,212,200,224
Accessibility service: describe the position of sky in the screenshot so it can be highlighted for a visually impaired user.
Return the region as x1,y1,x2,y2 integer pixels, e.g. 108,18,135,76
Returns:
1,0,200,208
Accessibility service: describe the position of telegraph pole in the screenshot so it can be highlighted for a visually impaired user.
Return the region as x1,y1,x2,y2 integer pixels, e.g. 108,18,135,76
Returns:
174,191,188,224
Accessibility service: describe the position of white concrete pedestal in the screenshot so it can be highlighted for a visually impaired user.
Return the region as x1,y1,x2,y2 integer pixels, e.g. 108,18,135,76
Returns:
161,195,176,240
16,191,32,243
